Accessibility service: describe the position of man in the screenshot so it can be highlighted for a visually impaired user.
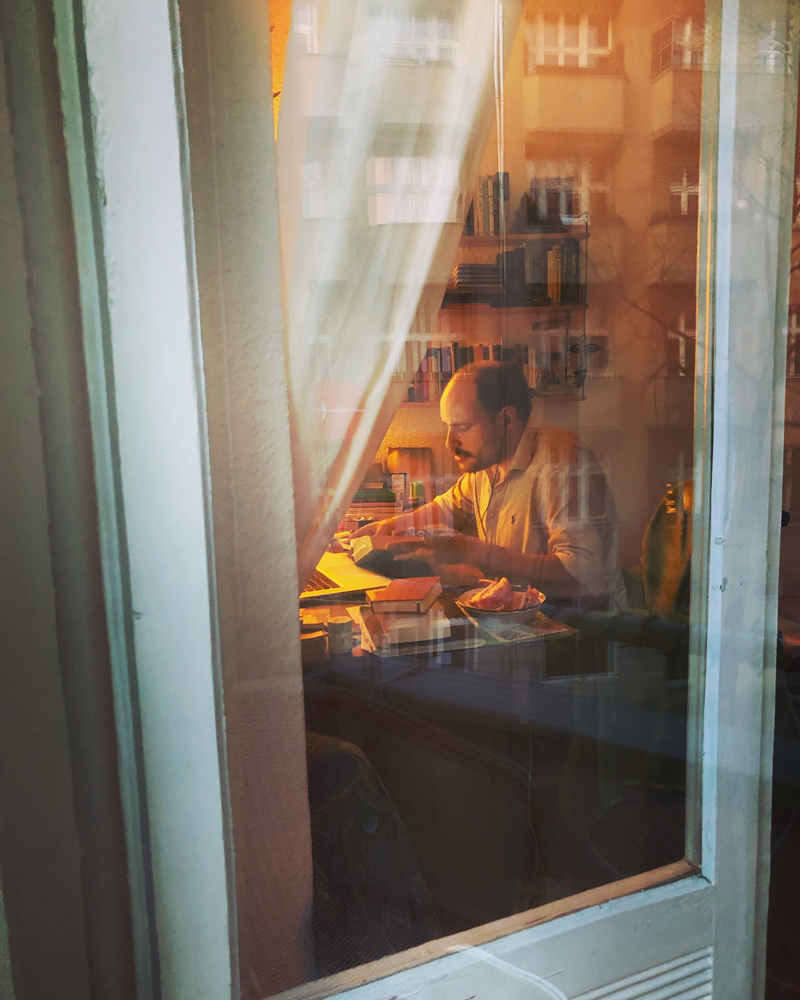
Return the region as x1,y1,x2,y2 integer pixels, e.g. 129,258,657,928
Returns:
354,361,626,607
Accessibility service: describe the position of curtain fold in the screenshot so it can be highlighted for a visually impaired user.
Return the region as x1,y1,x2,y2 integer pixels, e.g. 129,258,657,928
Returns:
277,0,523,587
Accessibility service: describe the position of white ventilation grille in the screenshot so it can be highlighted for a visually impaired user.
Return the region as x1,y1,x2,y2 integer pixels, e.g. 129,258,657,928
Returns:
572,947,713,1000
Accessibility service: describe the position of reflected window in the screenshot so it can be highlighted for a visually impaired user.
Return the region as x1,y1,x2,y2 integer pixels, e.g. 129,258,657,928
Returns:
525,159,610,223
526,13,613,70
293,3,319,54
758,19,788,74
651,17,705,76
366,156,459,226
376,6,458,66
666,311,696,378
669,168,700,217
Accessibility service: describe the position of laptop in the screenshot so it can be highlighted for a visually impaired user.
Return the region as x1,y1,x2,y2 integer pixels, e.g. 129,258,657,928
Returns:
300,550,391,599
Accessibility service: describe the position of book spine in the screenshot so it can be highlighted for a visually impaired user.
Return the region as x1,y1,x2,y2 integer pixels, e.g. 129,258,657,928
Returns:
464,199,475,236
442,344,452,382
412,340,422,400
561,237,581,305
547,247,562,306
429,346,442,401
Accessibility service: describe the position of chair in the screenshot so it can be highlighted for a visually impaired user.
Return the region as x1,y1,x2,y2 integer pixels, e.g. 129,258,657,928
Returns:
305,731,440,976
575,481,800,879
305,682,543,934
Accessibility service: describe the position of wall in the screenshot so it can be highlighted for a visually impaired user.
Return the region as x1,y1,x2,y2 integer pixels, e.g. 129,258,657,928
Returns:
0,23,92,999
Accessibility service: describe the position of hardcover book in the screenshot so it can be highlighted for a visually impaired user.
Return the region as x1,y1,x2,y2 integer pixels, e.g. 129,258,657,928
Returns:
369,576,442,614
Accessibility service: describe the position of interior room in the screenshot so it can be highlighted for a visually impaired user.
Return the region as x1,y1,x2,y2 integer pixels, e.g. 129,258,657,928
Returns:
4,0,800,997
289,0,716,981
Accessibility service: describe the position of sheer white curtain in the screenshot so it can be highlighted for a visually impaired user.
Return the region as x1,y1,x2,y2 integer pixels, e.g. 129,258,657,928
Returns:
277,0,523,586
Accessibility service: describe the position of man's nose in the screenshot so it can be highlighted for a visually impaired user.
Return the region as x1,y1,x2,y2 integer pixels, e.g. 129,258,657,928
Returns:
446,427,458,451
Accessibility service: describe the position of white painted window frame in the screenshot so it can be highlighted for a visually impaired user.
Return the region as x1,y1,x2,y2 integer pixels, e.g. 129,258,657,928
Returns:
525,14,613,71
525,158,611,222
50,0,799,998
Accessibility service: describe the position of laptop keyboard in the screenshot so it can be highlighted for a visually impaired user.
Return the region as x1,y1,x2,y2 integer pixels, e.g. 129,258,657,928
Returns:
303,568,339,593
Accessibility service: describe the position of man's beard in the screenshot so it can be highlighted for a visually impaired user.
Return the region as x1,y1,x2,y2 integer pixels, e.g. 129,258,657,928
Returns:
453,451,478,471
453,445,500,472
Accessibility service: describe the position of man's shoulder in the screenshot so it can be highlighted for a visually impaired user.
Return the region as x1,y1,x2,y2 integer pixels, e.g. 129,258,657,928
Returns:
438,472,476,503
532,425,584,465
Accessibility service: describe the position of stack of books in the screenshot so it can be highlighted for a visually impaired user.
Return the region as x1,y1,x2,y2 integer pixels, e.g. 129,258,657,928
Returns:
453,263,503,289
353,578,485,657
361,578,450,653
445,235,583,308
361,603,451,650
530,236,581,306
344,485,399,521
463,172,510,236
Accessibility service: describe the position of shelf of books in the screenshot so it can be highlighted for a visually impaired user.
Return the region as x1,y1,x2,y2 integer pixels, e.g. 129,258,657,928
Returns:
444,232,584,310
393,210,594,401
392,330,603,404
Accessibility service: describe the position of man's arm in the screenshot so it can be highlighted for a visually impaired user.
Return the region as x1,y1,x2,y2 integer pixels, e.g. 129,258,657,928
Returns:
388,535,581,597
483,544,580,597
350,475,474,538
350,500,450,537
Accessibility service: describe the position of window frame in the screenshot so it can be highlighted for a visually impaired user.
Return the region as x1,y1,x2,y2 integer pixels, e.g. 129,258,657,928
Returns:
50,0,800,997
525,13,613,71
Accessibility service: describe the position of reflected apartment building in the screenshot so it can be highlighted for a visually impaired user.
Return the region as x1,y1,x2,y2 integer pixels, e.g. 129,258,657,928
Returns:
286,0,799,612
355,0,711,569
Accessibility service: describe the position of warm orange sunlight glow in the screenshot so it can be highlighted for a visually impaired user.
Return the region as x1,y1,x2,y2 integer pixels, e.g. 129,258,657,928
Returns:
270,0,292,129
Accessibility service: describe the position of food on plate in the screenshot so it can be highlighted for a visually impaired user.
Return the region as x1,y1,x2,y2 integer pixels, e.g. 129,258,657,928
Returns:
462,577,545,612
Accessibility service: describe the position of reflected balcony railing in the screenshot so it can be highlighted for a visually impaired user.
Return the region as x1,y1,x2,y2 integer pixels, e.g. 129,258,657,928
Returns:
523,68,625,138
651,68,702,139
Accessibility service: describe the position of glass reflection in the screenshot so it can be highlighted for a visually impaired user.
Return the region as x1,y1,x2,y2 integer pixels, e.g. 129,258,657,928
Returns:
277,0,708,989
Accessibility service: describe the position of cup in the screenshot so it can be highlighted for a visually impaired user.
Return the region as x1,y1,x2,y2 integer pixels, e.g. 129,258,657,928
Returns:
327,616,353,655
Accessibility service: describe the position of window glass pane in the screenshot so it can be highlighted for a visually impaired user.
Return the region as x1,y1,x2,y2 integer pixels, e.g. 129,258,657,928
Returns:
200,0,796,993
564,14,580,49
266,0,710,989
588,16,609,49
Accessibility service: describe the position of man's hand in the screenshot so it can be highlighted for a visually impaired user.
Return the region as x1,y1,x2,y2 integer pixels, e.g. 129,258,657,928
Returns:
351,518,403,538
427,563,485,587
378,534,579,596
386,534,491,571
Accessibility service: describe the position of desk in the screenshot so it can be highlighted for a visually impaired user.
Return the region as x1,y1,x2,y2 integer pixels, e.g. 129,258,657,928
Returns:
300,594,690,931
307,654,686,757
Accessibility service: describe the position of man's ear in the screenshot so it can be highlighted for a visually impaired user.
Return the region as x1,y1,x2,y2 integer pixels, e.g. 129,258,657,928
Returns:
499,405,515,427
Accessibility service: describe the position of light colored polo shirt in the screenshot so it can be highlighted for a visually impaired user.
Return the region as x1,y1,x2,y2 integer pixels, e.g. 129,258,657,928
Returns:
433,422,627,607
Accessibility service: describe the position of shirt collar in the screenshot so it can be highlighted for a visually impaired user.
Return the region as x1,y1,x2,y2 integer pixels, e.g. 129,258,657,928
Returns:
507,417,537,475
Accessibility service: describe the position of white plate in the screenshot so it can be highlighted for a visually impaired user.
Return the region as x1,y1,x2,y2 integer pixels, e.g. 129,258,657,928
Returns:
456,586,546,629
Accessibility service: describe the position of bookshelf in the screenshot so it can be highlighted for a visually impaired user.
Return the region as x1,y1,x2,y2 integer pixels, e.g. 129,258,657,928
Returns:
397,216,597,401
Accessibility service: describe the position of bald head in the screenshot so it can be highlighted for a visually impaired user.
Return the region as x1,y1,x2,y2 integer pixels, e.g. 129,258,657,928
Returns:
443,361,532,424
440,362,531,473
